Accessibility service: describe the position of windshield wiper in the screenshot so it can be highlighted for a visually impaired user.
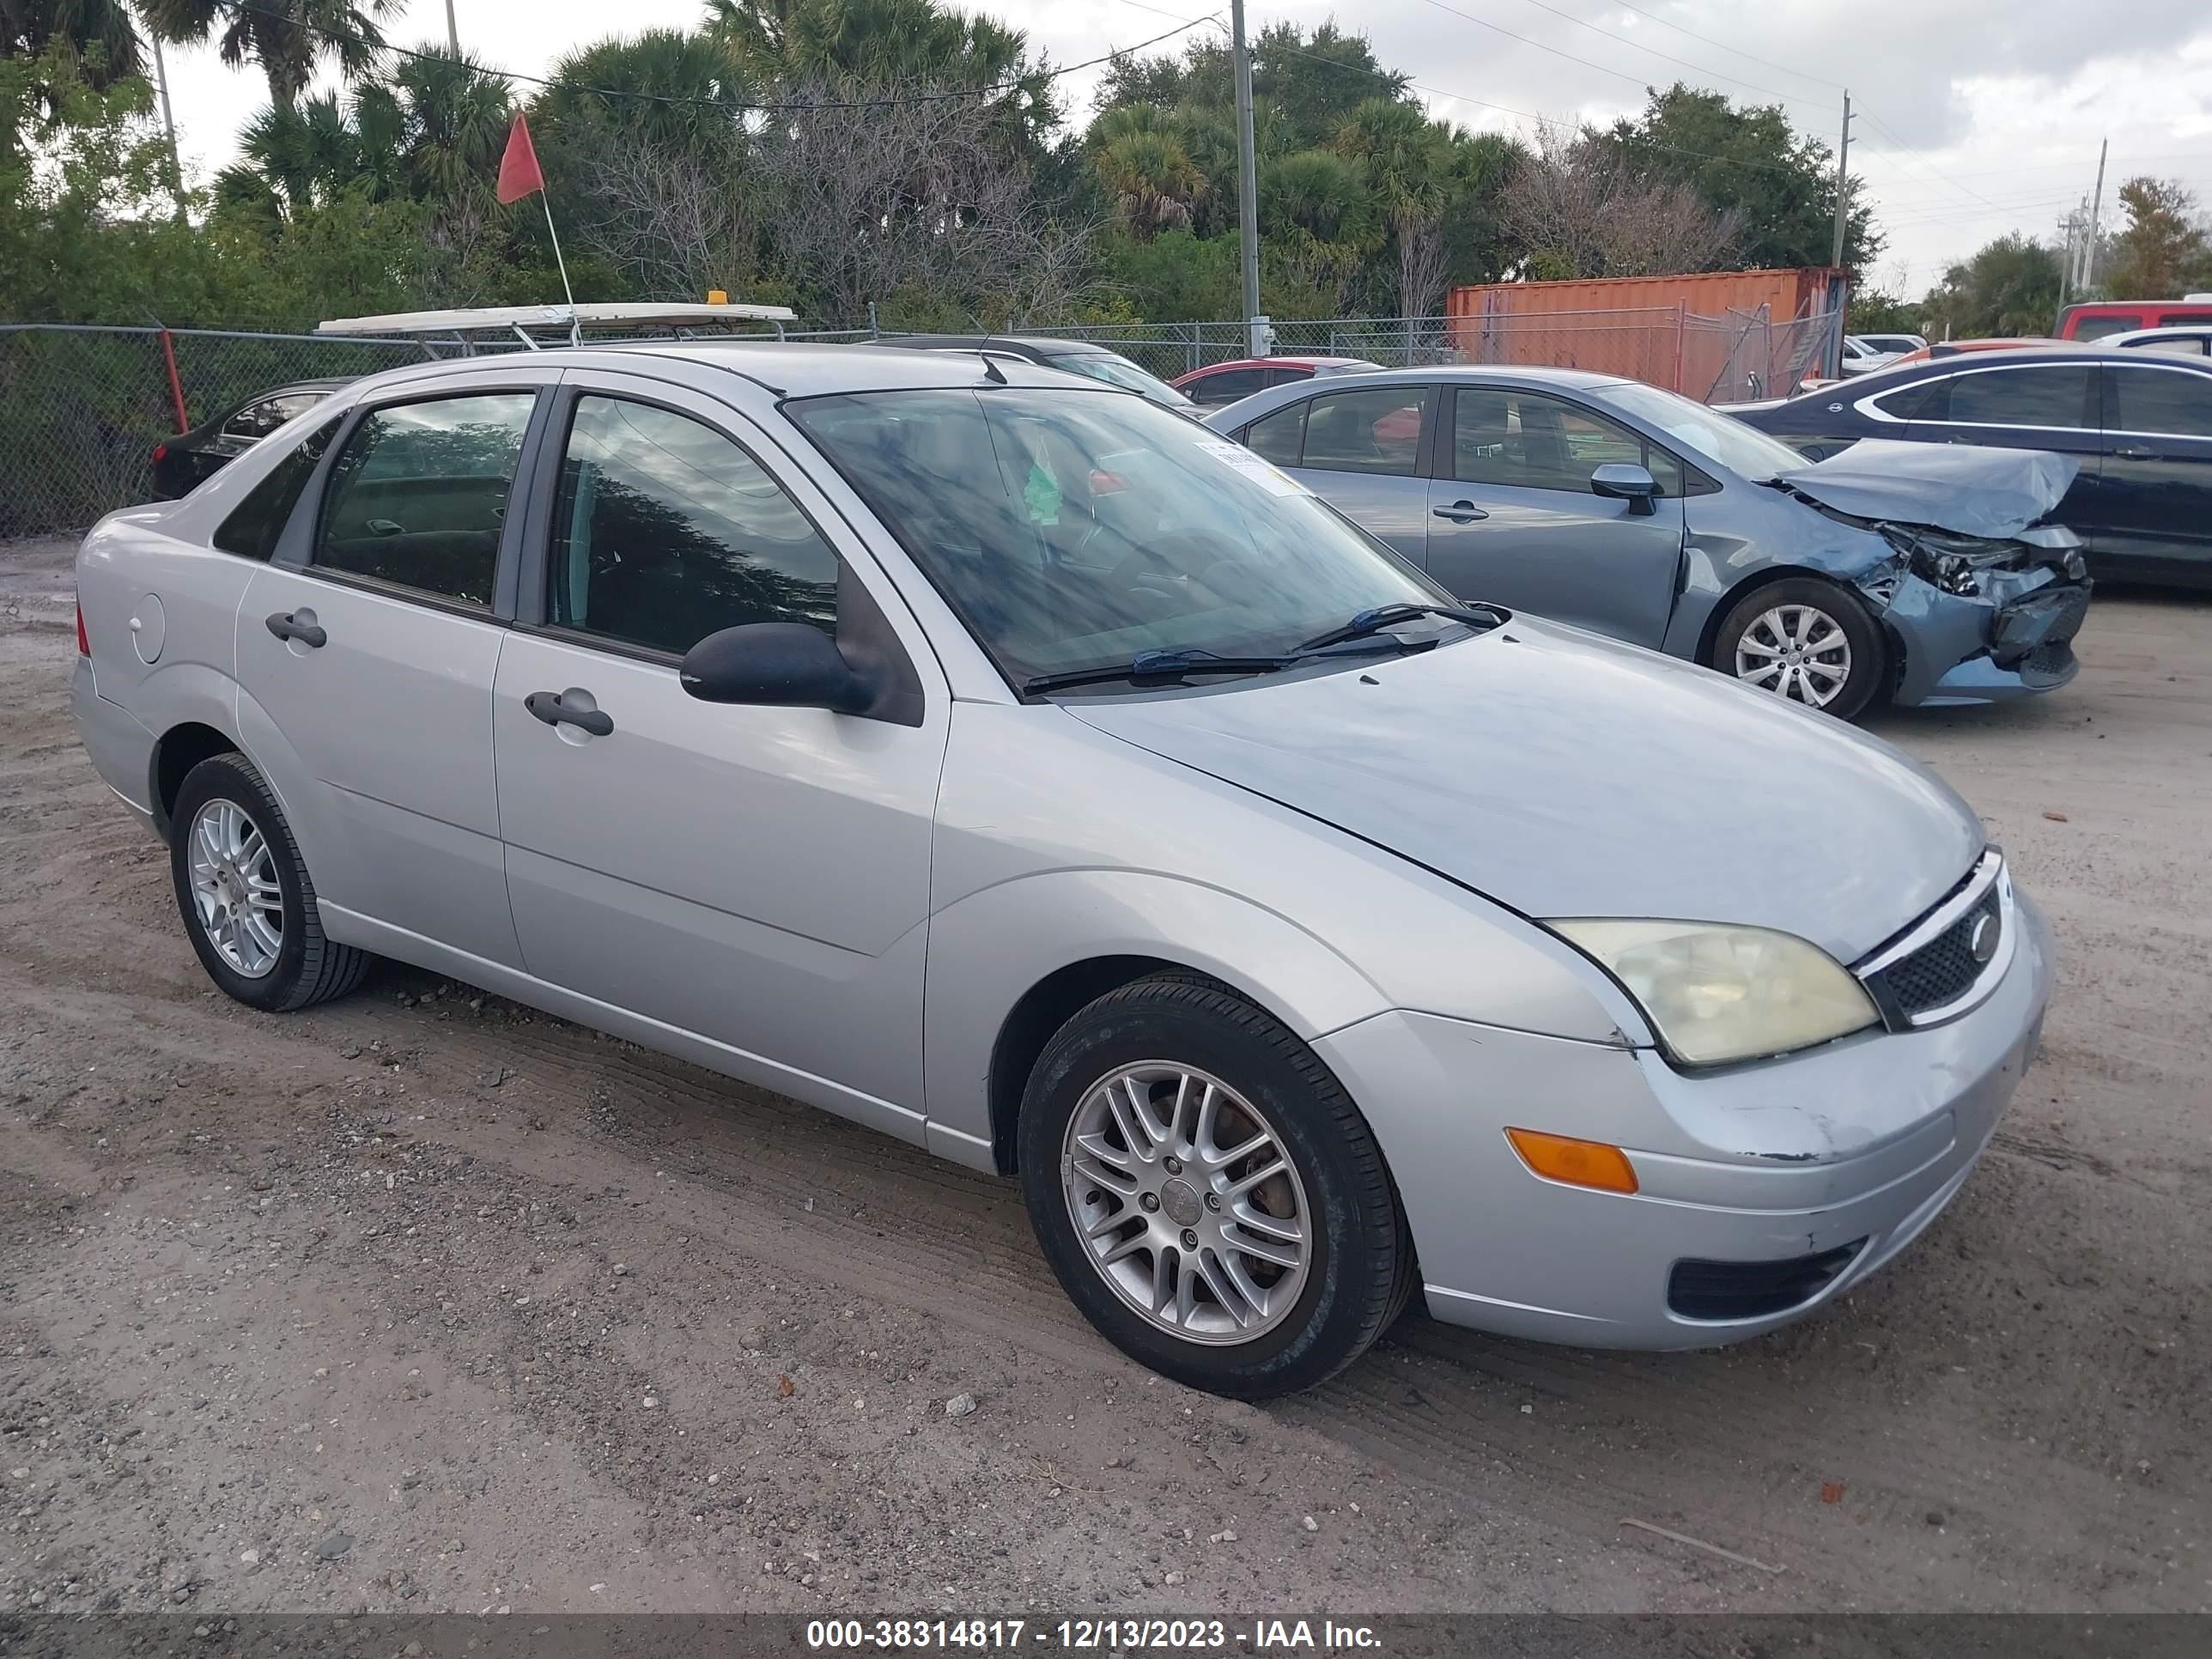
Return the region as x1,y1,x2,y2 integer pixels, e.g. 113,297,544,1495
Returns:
1022,648,1293,696
1292,601,1506,654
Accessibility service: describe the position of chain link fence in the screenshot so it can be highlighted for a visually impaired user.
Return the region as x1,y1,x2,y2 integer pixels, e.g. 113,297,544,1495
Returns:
3,304,1842,537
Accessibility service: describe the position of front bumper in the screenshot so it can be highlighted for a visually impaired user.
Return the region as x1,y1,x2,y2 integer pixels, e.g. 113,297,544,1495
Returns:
1887,570,2090,708
1315,891,2054,1349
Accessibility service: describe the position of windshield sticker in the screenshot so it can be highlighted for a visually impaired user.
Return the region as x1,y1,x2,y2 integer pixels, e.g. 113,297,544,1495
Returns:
1197,439,1308,496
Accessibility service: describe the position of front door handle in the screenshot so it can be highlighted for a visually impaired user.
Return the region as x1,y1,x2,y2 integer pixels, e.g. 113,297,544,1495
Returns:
264,611,325,647
2113,444,2158,459
525,690,614,738
1432,501,1489,523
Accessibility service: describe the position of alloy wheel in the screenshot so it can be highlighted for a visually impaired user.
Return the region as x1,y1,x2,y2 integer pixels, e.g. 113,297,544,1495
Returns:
1060,1062,1310,1346
186,797,283,978
1735,603,1853,708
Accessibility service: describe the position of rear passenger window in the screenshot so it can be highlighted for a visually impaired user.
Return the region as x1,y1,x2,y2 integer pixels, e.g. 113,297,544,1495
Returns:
314,393,536,605
2108,366,2212,438
1298,386,1428,477
213,416,341,562
1243,399,1307,466
1869,378,1948,421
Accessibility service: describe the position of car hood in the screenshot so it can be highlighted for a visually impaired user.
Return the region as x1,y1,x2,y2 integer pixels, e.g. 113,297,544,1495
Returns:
1776,439,2078,538
1067,621,1984,963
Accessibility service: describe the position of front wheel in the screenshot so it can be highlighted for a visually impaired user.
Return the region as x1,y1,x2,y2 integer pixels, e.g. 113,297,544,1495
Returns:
1711,577,1887,720
1018,975,1412,1399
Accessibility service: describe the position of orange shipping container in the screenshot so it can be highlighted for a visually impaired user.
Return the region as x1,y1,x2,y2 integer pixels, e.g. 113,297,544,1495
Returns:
1446,269,1845,398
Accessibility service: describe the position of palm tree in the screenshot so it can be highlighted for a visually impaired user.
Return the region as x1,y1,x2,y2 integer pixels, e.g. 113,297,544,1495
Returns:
3,0,144,83
1093,125,1205,240
1334,98,1447,321
138,0,404,106
538,28,747,157
215,92,358,217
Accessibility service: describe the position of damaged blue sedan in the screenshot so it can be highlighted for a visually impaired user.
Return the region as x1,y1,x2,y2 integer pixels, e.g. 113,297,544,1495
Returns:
1204,366,2091,719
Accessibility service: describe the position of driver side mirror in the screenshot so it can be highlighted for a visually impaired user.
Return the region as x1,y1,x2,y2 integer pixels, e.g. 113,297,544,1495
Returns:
1590,462,1660,516
680,623,875,715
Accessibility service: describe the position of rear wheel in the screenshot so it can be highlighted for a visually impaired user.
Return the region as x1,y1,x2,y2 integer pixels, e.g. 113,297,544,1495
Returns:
1018,975,1412,1399
169,752,371,1012
1711,577,1885,720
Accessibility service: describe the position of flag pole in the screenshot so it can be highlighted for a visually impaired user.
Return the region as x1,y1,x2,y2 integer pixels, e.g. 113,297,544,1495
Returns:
539,193,579,347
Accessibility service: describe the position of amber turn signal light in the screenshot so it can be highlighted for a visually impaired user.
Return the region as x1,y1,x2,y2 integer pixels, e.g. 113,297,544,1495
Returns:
1505,1127,1639,1194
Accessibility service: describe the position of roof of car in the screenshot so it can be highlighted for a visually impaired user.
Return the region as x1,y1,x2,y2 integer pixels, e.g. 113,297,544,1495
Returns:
875,333,1115,356
352,340,1133,399
1837,343,2212,391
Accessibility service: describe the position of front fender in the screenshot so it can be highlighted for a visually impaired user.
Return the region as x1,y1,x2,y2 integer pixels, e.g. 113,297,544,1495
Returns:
921,869,1391,1164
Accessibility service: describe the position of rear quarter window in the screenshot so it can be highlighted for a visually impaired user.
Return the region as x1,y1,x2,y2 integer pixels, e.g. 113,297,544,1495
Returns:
211,416,343,561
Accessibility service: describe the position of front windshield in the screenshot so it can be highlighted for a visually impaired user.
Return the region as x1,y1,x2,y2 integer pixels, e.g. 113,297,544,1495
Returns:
1049,350,1194,408
787,386,1449,688
1603,380,1814,483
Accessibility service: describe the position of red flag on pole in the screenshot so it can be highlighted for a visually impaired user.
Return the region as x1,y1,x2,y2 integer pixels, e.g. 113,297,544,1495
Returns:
495,114,545,204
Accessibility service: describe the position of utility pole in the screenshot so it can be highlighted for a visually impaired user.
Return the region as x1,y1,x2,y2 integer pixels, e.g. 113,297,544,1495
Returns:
1827,88,1851,378
1231,0,1264,356
149,33,185,217
444,0,460,56
2082,137,2108,295
1828,89,1852,269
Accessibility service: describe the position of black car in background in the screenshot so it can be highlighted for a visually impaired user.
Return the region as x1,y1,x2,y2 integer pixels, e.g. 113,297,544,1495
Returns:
150,378,352,499
1736,347,2212,588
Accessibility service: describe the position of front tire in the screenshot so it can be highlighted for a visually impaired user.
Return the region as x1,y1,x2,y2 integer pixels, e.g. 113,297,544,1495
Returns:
169,752,371,1012
1018,975,1412,1399
1711,576,1886,720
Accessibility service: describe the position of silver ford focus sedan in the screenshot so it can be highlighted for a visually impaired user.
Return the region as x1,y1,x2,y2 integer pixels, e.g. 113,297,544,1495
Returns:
71,343,2051,1398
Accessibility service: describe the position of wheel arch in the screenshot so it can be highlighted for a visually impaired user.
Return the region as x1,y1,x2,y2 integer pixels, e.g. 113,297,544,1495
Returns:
987,955,1219,1176
921,871,1392,1177
149,720,240,841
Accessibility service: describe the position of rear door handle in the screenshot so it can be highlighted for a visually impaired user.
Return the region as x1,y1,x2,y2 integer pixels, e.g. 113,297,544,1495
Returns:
264,611,325,647
525,690,614,738
2113,444,2158,459
1432,501,1489,523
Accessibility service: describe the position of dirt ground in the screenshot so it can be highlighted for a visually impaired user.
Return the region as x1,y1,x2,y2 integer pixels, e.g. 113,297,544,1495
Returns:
2,532,2207,1618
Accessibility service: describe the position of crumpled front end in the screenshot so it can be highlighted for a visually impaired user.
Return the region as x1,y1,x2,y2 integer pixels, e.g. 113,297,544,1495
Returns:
1853,521,2093,707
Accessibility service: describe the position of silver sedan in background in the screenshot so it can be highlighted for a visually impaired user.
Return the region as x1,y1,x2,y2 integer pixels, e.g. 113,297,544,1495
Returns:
1205,366,2092,719
74,344,2051,1396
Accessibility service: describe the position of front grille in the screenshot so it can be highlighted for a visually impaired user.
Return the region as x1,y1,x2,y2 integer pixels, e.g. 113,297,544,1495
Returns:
2021,641,2077,679
1668,1241,1867,1321
1874,884,2002,1018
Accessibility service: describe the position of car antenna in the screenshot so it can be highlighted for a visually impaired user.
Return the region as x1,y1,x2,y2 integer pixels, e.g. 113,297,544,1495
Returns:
978,352,1007,385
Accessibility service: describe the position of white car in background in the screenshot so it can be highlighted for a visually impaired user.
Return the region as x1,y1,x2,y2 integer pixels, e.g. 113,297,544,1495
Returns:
1839,336,1906,376
2102,325,2212,357
1852,332,1928,359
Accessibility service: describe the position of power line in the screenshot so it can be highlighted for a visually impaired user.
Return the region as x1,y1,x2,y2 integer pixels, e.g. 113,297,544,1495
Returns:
1600,0,1844,92
196,0,1212,114
1490,0,1839,112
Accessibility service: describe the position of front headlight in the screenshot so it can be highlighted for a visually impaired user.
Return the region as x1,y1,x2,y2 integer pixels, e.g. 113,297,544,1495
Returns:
1548,920,1880,1066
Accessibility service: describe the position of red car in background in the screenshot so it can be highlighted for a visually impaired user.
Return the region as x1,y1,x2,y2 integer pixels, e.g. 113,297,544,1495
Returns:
2057,298,2212,341
1171,356,1382,408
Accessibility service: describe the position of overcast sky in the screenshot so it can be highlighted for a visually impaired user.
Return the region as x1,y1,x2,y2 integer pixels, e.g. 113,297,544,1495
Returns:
150,0,2212,302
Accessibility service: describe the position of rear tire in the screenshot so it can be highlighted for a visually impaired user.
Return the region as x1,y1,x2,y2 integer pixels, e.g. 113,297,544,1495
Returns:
1018,974,1412,1399
169,752,371,1012
1711,576,1886,720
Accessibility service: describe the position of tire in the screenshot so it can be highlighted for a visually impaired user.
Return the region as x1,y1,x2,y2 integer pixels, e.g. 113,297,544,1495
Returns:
168,751,372,1012
1017,974,1413,1399
1710,576,1887,720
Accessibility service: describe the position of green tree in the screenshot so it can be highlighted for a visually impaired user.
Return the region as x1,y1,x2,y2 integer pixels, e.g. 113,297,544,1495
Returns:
2106,176,2210,300
139,0,404,106
1918,234,2062,338
3,0,144,100
1605,84,1876,271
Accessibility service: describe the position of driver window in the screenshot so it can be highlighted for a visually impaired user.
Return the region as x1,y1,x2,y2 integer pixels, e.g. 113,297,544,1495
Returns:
1453,389,1680,495
548,395,840,656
